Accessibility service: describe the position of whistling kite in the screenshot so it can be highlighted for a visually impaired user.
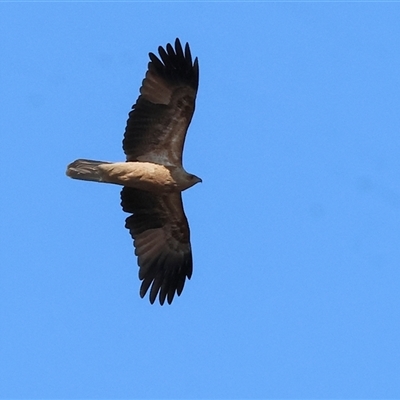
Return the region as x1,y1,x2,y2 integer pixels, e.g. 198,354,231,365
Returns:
66,39,201,305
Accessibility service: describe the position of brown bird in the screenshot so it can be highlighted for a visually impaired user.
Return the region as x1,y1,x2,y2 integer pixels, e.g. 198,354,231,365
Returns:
66,39,201,305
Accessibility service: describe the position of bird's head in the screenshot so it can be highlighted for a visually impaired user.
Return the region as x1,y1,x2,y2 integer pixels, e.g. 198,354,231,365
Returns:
179,171,202,190
172,168,202,191
184,173,202,190
190,174,202,185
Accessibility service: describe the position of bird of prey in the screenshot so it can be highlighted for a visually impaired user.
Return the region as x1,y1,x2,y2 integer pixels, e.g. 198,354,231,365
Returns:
66,38,201,305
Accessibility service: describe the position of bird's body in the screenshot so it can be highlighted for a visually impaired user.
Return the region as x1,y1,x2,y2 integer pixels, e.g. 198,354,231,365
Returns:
67,160,199,193
66,39,200,305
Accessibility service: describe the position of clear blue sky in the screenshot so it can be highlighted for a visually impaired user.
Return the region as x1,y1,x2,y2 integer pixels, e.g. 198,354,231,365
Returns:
1,2,400,398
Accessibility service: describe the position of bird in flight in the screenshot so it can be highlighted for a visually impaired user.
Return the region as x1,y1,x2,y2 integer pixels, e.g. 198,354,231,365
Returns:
66,38,201,305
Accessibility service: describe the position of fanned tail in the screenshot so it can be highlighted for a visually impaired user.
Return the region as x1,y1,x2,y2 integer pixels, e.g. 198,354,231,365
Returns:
66,159,111,182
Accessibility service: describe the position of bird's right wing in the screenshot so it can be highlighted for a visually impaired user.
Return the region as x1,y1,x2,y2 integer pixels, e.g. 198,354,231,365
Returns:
122,38,199,167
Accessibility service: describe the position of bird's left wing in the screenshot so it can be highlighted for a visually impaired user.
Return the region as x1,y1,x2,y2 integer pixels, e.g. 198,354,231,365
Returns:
121,187,193,305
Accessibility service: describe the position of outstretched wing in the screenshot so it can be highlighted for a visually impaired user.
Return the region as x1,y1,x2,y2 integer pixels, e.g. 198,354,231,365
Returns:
121,187,193,305
123,38,199,166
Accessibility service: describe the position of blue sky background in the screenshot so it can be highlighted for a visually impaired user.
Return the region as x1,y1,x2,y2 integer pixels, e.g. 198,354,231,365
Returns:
1,2,400,398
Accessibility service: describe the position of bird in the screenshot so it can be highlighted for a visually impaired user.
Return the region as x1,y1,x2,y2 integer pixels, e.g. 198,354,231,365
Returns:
66,38,201,305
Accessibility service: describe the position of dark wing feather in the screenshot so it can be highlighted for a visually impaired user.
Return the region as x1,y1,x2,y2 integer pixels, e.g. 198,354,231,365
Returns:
121,187,193,305
123,38,199,166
